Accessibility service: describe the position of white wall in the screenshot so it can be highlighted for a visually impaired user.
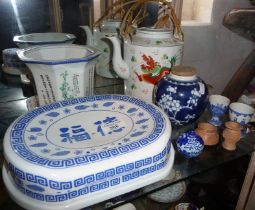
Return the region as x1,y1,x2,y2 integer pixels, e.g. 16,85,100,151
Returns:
182,0,255,94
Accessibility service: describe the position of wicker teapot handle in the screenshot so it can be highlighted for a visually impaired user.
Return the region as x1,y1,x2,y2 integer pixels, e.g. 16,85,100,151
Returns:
94,0,183,40
120,0,183,40
154,2,183,40
93,0,135,28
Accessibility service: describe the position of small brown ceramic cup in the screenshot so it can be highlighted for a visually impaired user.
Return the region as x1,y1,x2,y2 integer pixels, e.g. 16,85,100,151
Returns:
195,122,219,146
222,121,241,151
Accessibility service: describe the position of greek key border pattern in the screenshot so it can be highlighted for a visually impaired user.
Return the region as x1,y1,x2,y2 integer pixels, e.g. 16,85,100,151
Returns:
8,143,171,202
10,95,166,168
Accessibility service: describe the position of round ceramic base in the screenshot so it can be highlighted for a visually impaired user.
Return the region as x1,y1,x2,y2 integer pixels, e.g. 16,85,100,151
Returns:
222,142,236,151
144,170,186,203
147,181,186,203
208,118,222,127
3,146,175,210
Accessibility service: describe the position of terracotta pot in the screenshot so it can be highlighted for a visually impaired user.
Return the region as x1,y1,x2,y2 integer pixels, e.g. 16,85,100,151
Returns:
222,121,241,151
195,122,219,146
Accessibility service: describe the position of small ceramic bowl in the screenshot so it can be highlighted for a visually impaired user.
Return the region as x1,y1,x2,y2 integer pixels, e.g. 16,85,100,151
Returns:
229,102,255,125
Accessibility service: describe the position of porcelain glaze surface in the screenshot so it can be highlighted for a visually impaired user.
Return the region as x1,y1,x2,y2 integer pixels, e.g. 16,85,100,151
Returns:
144,170,186,203
154,74,208,125
3,95,174,209
176,131,204,158
17,44,101,106
80,20,121,78
208,95,230,126
107,27,184,103
13,33,76,48
229,102,255,125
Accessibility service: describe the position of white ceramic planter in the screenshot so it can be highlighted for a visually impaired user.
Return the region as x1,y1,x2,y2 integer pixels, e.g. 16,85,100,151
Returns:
17,44,101,106
13,32,76,48
3,95,174,210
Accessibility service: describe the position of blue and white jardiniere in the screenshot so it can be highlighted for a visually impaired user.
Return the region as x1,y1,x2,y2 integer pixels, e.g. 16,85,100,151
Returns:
17,44,101,106
208,94,230,126
176,130,204,158
3,94,174,210
154,66,208,125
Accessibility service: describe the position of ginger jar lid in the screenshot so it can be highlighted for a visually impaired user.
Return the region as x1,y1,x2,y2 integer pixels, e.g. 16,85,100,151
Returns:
170,66,197,81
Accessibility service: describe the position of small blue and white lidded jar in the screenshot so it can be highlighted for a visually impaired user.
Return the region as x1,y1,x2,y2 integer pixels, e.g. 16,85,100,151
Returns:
176,130,204,158
154,66,208,125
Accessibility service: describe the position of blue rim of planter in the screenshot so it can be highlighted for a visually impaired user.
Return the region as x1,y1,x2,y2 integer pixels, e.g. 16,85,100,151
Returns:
17,44,101,65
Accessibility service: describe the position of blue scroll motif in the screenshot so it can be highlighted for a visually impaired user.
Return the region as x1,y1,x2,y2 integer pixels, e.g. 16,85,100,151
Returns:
51,151,70,156
130,131,146,137
74,105,90,110
30,143,48,147
127,108,139,113
46,112,60,117
103,102,115,107
135,119,149,124
28,127,42,132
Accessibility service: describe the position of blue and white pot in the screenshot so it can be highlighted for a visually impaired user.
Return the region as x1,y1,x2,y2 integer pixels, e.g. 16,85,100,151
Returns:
154,67,208,125
176,130,204,158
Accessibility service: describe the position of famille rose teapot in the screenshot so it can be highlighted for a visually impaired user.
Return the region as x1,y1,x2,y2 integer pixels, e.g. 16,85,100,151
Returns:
106,27,184,103
80,19,121,78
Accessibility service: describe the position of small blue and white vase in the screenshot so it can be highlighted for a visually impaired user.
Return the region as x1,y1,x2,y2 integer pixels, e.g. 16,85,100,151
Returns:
208,95,230,126
154,66,208,126
176,130,204,158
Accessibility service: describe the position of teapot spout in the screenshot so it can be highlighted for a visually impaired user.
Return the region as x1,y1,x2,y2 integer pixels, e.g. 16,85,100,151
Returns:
80,25,93,45
105,35,130,80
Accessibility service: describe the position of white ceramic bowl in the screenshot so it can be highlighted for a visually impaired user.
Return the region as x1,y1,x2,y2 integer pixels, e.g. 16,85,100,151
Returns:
13,32,76,48
229,102,255,125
